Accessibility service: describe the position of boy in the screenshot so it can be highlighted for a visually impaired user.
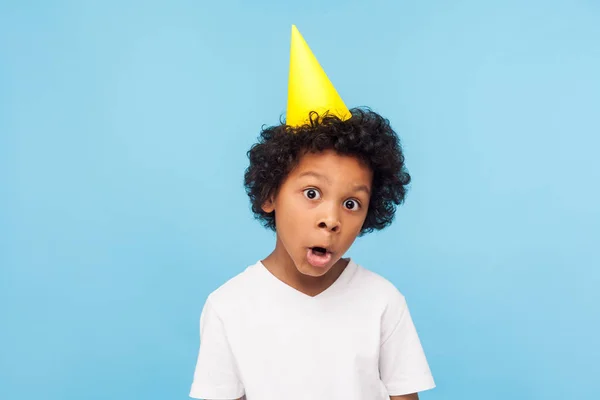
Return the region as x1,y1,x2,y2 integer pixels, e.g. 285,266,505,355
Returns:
189,25,435,400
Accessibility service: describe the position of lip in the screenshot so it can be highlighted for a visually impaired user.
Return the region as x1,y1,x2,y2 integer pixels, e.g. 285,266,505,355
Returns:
306,246,334,268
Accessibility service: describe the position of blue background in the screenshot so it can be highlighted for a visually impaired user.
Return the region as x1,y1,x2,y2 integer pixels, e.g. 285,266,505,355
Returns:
1,0,599,399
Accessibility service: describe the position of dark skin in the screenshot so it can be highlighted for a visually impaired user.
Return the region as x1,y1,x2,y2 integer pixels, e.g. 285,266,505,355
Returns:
260,149,372,297
228,150,419,400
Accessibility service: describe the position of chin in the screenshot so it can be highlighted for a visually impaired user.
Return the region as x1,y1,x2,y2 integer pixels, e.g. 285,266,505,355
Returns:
299,267,330,277
296,260,335,277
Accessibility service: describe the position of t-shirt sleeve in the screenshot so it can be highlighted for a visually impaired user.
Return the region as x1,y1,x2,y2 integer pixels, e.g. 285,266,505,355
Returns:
189,297,245,400
379,289,436,396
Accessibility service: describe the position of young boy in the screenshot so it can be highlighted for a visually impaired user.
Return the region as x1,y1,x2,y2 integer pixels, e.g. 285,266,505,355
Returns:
189,25,435,400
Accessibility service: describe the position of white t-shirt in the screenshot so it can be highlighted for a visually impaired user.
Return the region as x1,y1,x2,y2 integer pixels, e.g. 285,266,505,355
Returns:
189,259,435,400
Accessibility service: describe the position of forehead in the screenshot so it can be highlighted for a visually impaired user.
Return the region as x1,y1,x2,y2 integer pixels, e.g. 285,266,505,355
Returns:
291,150,372,183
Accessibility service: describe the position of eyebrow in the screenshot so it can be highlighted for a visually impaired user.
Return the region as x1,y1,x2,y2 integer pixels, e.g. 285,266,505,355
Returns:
297,171,371,195
298,171,330,183
352,184,371,196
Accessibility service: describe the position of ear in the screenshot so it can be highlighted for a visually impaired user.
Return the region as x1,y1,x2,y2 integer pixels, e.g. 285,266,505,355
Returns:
261,195,275,213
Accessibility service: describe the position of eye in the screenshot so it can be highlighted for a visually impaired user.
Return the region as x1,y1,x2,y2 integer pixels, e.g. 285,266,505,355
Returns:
344,199,361,211
303,188,321,200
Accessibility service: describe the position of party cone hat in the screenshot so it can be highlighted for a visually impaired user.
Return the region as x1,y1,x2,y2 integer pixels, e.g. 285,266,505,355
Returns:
286,25,350,127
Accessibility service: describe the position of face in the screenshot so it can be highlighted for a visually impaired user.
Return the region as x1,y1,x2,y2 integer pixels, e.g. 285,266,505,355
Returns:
262,149,373,277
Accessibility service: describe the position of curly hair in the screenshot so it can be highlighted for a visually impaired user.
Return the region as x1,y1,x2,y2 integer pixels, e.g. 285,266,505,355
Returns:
243,108,411,235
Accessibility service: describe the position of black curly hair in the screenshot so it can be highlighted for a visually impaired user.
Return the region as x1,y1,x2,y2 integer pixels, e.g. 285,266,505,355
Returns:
243,108,411,236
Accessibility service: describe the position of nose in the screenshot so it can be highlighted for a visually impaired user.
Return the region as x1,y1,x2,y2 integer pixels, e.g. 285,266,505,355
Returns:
317,203,341,233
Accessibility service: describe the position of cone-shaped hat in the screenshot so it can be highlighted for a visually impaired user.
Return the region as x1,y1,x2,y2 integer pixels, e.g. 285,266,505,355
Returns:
286,25,350,127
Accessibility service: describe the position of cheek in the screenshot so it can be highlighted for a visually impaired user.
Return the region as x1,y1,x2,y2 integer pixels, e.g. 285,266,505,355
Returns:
347,211,368,232
347,219,364,236
286,195,308,215
276,197,306,226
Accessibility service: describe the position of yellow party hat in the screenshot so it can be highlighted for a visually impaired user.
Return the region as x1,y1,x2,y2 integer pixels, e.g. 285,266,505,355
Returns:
286,25,350,127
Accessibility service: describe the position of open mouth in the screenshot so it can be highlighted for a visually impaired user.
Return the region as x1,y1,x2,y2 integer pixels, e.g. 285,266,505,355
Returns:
307,246,333,268
310,246,329,256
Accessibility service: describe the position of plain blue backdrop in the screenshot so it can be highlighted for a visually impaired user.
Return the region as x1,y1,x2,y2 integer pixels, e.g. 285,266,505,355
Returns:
1,0,599,399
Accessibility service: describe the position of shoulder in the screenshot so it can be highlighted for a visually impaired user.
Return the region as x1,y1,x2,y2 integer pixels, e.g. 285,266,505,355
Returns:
349,260,408,313
351,260,406,300
350,260,414,338
203,261,263,315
